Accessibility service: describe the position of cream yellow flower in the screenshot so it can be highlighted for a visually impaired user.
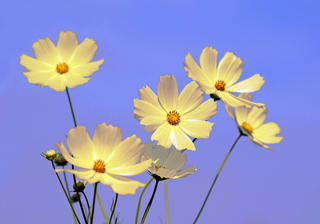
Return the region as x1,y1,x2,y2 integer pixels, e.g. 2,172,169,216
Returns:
19,31,104,92
55,123,152,195
224,93,284,150
133,75,218,151
141,142,196,180
184,47,265,108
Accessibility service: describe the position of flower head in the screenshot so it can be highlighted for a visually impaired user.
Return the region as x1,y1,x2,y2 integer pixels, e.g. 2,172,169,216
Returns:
133,75,218,151
141,143,196,181
20,31,104,92
55,123,152,195
225,93,284,150
41,149,59,161
184,47,265,108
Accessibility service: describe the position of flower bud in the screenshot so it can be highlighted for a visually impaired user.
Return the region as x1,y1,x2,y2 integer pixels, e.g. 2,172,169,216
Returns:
70,193,81,203
41,149,59,161
54,154,68,166
73,181,85,192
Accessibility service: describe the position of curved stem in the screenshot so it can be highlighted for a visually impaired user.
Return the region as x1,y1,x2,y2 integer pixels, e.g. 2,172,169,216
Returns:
164,180,170,224
51,161,80,224
141,179,159,224
97,190,109,223
193,134,242,224
90,183,98,224
62,167,77,224
135,177,154,224
109,193,119,224
66,87,88,224
82,192,92,222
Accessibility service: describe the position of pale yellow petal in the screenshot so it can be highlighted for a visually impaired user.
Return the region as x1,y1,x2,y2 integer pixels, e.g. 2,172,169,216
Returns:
69,37,98,66
70,59,104,77
107,159,152,176
138,85,163,112
133,98,166,122
140,116,167,131
56,168,96,181
217,52,244,86
176,81,204,115
253,122,283,141
224,103,236,121
23,71,56,87
173,165,196,179
247,107,268,129
151,145,170,167
32,37,59,65
163,148,187,171
171,125,196,151
199,47,218,83
151,123,173,149
219,91,265,108
57,31,79,63
179,120,214,139
157,168,177,179
234,105,250,126
182,99,218,121
46,74,66,92
63,73,90,88
158,75,179,112
226,74,265,93
19,54,54,71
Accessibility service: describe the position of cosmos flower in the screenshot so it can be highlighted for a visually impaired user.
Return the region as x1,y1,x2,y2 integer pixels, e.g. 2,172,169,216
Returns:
141,142,196,180
55,123,152,195
184,47,265,108
224,93,284,150
19,30,104,92
133,75,218,151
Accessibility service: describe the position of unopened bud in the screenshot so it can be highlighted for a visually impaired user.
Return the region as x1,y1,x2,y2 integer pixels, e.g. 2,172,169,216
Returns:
70,193,81,203
41,149,59,161
73,181,85,192
54,154,68,166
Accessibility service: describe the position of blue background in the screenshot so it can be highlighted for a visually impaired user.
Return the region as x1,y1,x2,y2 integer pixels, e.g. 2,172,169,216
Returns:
0,0,319,223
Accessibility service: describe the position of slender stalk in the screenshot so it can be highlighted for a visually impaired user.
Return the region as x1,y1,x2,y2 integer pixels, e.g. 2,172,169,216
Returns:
97,190,109,223
164,180,170,224
135,177,154,224
109,193,119,224
66,87,88,223
51,161,80,224
62,167,77,224
193,134,242,224
141,180,160,224
181,138,197,153
83,192,92,222
90,183,98,224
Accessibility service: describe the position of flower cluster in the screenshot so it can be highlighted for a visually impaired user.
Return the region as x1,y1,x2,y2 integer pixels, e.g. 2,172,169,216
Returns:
21,31,283,223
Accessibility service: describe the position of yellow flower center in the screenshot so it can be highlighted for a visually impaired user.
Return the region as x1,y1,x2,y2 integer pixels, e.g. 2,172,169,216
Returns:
56,63,69,74
242,122,253,133
215,80,226,91
167,110,180,125
93,160,106,173
155,166,165,171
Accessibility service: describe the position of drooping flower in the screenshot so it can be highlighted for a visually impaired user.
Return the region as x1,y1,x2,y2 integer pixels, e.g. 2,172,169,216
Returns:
141,142,196,181
19,30,104,92
184,47,265,108
224,93,284,150
133,75,218,151
55,123,152,195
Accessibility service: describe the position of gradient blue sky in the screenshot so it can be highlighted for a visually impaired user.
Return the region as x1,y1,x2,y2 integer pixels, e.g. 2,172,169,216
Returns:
0,0,319,223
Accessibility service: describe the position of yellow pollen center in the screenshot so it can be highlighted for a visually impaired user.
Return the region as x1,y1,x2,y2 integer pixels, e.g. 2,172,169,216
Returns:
215,80,226,91
167,110,180,125
242,122,253,133
56,63,69,74
93,160,106,173
155,166,165,171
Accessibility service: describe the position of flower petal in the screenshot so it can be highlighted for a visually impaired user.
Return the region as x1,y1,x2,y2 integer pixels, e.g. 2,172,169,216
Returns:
32,37,59,65
173,165,196,179
63,73,90,88
100,173,145,195
107,159,152,176
55,141,93,168
46,74,66,92
247,107,268,129
226,74,265,93
179,120,214,139
224,103,235,121
106,134,145,167
234,105,251,127
151,123,173,149
138,85,163,112
184,52,216,94
219,91,265,108
176,81,204,115
248,135,275,150
69,37,98,66
199,47,218,83
171,125,196,151
182,99,218,121
92,123,123,162
152,145,170,167
55,168,96,181
57,31,79,63
70,59,104,77
163,148,187,171
23,71,57,87
140,116,167,132
158,75,179,112
66,126,95,161
133,99,166,122
19,54,55,71
253,122,283,144
217,52,244,86
157,168,177,179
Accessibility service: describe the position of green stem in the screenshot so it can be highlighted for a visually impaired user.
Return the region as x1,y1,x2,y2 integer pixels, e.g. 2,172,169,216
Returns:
97,190,109,223
193,134,242,224
141,179,159,224
109,193,118,224
62,167,77,224
51,161,80,224
83,192,92,222
90,183,98,224
66,87,88,224
135,177,154,224
164,180,170,224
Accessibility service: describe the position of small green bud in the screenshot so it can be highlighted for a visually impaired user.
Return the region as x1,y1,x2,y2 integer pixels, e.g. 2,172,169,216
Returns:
41,149,59,161
54,154,68,166
70,193,81,203
73,181,85,192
